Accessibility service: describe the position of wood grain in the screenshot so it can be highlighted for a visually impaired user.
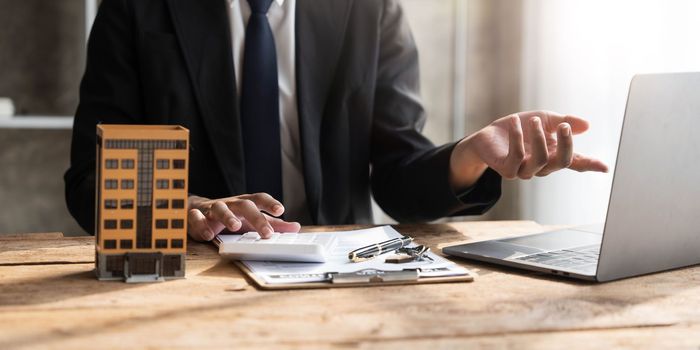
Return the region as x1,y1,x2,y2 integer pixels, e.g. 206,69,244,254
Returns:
1,221,699,349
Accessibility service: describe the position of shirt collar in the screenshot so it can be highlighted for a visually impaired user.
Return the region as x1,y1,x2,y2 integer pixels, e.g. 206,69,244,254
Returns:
229,0,285,7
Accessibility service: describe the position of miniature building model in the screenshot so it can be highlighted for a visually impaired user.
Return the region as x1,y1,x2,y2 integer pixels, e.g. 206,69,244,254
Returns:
95,125,189,282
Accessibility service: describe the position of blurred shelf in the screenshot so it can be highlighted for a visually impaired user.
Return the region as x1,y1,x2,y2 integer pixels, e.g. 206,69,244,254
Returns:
0,116,74,130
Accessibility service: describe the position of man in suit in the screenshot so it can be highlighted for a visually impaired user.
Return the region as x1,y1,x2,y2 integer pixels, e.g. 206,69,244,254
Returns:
65,0,607,240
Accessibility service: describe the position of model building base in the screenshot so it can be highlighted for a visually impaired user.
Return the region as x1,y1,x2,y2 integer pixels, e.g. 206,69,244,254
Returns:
96,252,185,283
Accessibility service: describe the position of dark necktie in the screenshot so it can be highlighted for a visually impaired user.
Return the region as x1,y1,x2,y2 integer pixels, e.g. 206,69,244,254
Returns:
240,0,283,202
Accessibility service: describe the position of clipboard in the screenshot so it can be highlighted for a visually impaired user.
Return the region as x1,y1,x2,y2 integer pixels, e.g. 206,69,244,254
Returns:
233,260,474,290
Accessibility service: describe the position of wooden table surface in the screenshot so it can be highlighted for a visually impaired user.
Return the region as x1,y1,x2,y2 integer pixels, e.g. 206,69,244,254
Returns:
1,221,700,349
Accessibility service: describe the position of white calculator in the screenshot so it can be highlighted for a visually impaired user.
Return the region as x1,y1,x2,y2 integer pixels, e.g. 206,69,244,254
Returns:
214,232,338,263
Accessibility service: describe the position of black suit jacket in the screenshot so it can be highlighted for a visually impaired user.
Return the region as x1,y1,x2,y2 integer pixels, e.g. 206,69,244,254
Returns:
65,0,501,234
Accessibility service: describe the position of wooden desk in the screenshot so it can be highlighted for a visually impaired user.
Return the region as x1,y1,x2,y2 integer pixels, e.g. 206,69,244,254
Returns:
1,221,700,349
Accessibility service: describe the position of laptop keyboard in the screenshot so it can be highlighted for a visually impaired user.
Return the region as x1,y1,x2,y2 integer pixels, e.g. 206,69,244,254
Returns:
515,244,600,271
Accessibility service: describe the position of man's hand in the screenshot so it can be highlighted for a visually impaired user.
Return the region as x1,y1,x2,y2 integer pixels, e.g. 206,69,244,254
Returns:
449,111,609,189
187,193,301,241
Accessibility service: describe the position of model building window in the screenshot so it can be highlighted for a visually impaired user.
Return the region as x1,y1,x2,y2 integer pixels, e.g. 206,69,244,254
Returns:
156,179,169,189
171,239,184,248
121,179,134,190
172,199,185,209
104,219,117,229
171,219,185,229
120,199,134,209
155,239,168,249
105,159,119,169
104,199,118,209
173,159,186,169
120,239,133,249
121,159,135,169
156,159,169,169
155,199,169,209
175,140,187,149
155,219,168,229
105,179,118,189
120,219,133,229
104,239,117,249
173,179,185,189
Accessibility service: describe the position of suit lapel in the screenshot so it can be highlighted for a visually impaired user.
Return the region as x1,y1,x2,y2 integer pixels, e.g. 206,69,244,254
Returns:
166,0,352,215
296,0,351,223
167,0,246,195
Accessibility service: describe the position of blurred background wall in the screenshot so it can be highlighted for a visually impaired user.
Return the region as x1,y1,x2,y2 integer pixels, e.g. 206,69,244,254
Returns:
519,0,700,225
0,0,85,115
0,0,86,236
1,0,699,236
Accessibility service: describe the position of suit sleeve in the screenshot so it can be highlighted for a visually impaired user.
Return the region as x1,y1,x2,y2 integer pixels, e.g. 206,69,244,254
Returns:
64,0,142,234
370,0,502,223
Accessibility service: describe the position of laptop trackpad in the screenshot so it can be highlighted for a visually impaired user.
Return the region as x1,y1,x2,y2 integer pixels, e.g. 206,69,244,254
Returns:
499,229,602,251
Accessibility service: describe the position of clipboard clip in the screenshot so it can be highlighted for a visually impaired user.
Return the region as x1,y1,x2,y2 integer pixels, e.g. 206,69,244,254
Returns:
329,268,419,284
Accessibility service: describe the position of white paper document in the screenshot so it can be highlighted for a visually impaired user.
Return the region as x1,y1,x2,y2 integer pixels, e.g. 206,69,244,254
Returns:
229,226,470,285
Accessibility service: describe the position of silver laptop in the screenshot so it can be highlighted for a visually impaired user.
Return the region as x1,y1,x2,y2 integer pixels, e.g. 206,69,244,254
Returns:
443,72,700,282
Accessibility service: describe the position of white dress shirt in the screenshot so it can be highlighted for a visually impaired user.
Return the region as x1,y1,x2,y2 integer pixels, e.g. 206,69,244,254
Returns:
227,0,311,224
